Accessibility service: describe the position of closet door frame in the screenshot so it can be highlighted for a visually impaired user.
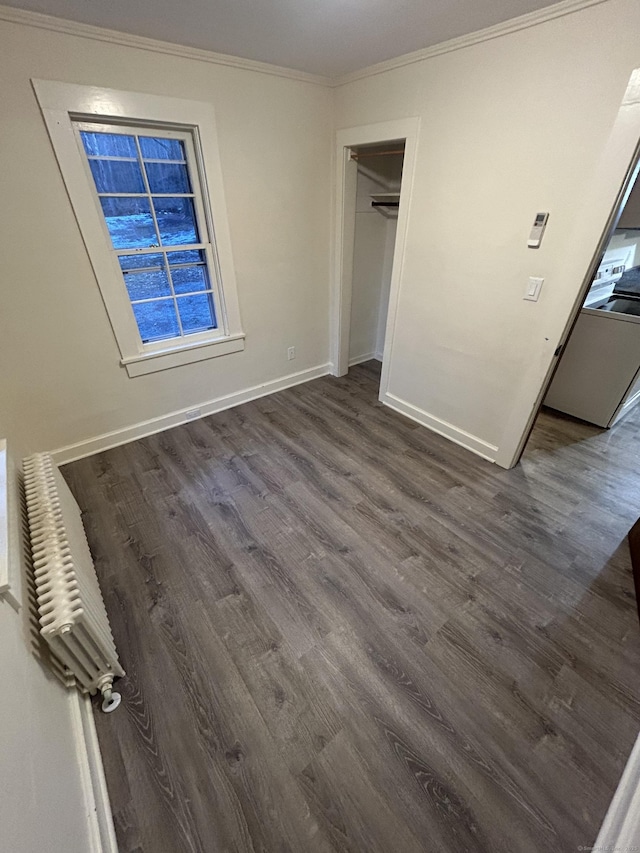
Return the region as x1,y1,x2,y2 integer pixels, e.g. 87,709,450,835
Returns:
331,117,420,402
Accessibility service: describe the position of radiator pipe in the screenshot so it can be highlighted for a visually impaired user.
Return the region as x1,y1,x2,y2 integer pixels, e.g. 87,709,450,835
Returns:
97,676,122,713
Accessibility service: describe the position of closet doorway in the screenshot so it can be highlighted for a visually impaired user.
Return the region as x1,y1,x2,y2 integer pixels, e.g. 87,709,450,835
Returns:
331,118,420,400
347,142,404,384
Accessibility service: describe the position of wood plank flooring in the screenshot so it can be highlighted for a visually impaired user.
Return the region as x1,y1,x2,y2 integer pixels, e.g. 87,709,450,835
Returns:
63,361,640,852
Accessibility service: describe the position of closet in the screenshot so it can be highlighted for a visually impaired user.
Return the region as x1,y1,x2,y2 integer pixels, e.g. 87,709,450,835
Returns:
348,142,405,377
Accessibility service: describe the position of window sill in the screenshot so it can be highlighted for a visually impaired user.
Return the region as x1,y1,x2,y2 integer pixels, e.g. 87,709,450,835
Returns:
121,333,245,377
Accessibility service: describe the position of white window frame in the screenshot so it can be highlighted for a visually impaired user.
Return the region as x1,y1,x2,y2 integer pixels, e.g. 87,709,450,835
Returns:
73,120,226,355
32,80,244,377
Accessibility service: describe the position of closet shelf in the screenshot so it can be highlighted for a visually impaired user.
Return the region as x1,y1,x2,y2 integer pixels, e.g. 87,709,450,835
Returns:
370,193,400,216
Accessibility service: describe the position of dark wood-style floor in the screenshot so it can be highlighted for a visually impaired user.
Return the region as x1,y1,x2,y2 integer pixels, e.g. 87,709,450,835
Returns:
63,362,640,853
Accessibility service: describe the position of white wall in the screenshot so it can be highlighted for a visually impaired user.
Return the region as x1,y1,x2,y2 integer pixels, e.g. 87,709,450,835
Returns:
0,17,332,461
0,610,93,852
349,155,402,364
335,0,640,464
0,444,94,853
376,219,398,358
349,168,388,361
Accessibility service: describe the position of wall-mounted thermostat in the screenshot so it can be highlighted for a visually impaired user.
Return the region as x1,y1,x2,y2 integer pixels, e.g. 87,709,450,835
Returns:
528,212,549,248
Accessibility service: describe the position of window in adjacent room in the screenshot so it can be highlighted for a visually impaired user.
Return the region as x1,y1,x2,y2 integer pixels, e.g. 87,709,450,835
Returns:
32,81,244,376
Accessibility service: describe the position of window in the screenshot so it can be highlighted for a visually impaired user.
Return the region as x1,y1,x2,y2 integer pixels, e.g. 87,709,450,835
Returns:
77,123,219,344
33,81,244,376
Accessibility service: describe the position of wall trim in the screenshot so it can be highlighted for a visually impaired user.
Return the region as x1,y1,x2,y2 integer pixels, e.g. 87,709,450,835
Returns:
348,352,377,366
69,691,118,853
334,0,609,86
0,0,607,89
51,363,332,465
0,4,331,87
382,392,498,462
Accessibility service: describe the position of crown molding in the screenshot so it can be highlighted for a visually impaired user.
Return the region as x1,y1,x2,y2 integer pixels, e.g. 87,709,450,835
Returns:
0,4,332,87
0,0,610,88
333,0,610,87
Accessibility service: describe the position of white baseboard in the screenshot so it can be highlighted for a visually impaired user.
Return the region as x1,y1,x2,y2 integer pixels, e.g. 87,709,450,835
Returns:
69,691,118,853
348,352,377,366
51,363,331,465
381,392,498,462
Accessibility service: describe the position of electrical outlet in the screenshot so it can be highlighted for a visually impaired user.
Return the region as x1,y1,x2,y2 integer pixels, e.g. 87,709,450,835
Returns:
287,347,296,360
185,408,202,421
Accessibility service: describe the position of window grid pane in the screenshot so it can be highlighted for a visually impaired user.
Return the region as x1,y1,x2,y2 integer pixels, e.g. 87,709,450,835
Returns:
80,131,137,157
178,293,216,333
139,136,186,160
152,197,199,245
79,125,218,344
123,268,172,302
99,197,156,249
144,161,192,194
132,300,180,342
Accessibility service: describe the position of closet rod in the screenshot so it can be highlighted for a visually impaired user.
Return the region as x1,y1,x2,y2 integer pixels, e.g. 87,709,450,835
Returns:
350,149,404,160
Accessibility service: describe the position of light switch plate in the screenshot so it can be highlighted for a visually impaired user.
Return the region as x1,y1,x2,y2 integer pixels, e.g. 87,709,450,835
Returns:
524,276,544,302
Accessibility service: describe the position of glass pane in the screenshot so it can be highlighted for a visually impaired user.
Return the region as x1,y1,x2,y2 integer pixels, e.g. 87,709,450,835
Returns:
89,159,145,194
123,269,171,302
80,131,137,158
100,197,157,249
118,253,165,271
167,250,204,266
153,197,198,245
171,265,209,295
132,300,180,342
139,136,185,160
145,162,191,194
177,294,216,332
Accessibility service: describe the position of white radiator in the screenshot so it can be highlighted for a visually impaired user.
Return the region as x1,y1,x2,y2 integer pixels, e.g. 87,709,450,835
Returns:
23,453,124,712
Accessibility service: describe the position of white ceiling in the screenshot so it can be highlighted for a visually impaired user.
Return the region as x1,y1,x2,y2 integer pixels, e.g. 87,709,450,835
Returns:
4,0,564,78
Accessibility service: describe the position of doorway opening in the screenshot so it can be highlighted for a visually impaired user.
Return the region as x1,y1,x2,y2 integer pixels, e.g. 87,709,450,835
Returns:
331,117,420,402
520,154,640,463
498,68,640,469
347,141,405,391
